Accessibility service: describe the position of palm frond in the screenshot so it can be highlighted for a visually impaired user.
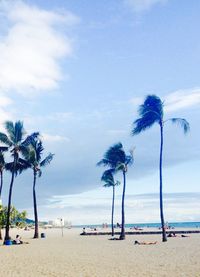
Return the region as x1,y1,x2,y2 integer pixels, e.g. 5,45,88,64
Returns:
0,152,5,166
125,154,134,166
5,162,14,174
115,180,120,186
14,121,25,143
104,142,126,167
22,132,40,147
132,95,163,135
40,153,54,167
170,118,190,134
19,144,30,159
132,116,158,135
101,169,115,182
98,142,133,173
0,132,12,146
5,158,30,175
139,95,163,118
38,169,42,177
0,146,9,152
101,169,117,187
4,121,15,143
103,182,112,188
115,162,125,171
16,162,29,175
97,158,112,167
35,140,44,162
26,146,38,166
18,158,31,170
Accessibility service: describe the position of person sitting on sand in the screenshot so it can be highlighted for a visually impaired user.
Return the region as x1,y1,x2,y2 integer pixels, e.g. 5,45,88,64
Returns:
24,226,30,231
134,240,157,245
13,235,23,245
12,235,29,245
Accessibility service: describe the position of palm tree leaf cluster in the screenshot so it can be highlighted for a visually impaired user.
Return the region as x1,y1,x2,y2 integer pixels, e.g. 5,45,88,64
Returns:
101,169,121,188
132,95,163,135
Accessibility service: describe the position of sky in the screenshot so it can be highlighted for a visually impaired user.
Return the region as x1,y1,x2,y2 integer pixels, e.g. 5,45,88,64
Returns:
0,0,199,225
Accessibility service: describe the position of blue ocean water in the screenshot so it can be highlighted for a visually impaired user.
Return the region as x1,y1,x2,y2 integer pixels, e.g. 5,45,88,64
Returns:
125,222,200,228
75,222,200,229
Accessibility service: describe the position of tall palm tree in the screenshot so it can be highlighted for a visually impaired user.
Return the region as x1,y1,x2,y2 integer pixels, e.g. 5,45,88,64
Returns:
132,95,189,242
0,121,39,241
0,146,8,198
97,143,133,240
101,169,120,237
24,139,54,238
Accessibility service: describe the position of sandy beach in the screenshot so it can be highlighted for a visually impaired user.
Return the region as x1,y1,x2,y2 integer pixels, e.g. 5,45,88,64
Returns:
0,227,199,277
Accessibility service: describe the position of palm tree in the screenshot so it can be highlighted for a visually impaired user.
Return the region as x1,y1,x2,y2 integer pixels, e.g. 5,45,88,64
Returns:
97,143,133,240
0,146,8,198
0,121,39,241
24,139,54,238
101,169,120,237
132,95,189,242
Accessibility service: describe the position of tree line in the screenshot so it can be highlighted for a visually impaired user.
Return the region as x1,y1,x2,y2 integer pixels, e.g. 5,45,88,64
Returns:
97,95,189,242
0,121,54,243
0,205,27,240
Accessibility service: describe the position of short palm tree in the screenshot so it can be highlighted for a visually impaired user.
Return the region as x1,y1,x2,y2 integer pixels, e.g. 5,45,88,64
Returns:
0,147,8,198
25,139,54,238
101,169,120,237
132,95,189,242
97,143,133,240
0,121,39,241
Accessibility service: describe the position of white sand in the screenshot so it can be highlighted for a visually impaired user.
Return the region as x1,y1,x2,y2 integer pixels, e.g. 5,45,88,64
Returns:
0,227,200,277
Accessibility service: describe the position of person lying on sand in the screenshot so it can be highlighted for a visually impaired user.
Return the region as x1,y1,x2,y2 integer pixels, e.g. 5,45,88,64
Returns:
134,240,157,245
181,234,190,237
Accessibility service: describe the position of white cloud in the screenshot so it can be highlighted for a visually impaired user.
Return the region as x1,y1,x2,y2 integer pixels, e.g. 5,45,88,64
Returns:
48,112,73,121
0,93,13,125
125,0,167,12
130,87,200,113
0,94,12,107
35,191,200,224
108,129,127,135
130,96,143,107
42,133,70,143
0,1,79,96
164,87,200,112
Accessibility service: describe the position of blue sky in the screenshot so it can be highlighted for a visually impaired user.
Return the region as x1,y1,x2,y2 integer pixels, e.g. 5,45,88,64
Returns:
0,0,199,224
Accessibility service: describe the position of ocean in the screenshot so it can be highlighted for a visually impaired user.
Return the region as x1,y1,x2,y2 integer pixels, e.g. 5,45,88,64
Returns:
75,222,200,229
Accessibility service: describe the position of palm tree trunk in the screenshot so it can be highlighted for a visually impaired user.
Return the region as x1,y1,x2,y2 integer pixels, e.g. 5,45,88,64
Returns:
159,123,167,242
0,171,3,198
111,185,115,237
0,228,2,240
119,171,126,240
4,156,16,242
33,171,39,238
